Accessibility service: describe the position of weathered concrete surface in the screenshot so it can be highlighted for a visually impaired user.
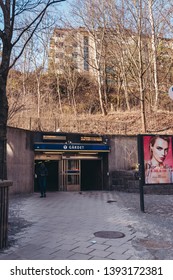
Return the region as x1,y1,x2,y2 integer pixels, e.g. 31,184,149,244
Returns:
108,136,137,171
0,191,173,260
7,127,34,194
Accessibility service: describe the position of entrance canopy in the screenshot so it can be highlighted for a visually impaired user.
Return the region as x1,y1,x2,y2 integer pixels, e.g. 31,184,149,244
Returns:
34,142,110,153
34,132,110,191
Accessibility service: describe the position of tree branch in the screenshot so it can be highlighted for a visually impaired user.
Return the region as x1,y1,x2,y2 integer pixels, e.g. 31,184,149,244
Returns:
9,0,65,68
12,0,65,47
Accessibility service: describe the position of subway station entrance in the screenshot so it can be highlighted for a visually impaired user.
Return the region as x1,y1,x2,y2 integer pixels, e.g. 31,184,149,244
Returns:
34,133,110,192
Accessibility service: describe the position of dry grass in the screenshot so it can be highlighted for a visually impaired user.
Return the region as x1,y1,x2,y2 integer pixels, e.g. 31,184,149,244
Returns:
8,110,173,135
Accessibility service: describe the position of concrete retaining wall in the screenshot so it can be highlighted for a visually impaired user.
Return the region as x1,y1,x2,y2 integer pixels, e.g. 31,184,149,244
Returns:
108,135,138,171
108,135,138,192
111,170,139,192
7,127,34,194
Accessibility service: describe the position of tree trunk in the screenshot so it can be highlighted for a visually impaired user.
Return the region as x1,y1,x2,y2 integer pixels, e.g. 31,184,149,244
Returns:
139,74,146,133
97,70,107,116
0,75,8,180
71,88,77,115
148,0,159,111
37,78,41,119
120,50,130,111
116,76,121,111
56,75,63,114
138,0,146,133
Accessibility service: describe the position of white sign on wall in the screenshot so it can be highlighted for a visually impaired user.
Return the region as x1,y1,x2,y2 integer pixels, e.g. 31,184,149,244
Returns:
168,85,173,100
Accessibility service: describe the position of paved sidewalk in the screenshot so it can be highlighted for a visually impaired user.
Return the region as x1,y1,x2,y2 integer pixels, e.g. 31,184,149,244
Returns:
0,191,173,260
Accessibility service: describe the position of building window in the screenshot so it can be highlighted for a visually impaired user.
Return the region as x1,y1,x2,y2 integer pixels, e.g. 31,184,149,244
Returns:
56,52,64,58
83,36,89,71
56,32,64,38
73,42,78,48
72,52,78,59
55,42,64,47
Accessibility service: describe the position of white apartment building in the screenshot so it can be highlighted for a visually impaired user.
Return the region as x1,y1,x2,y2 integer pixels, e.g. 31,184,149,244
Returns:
49,27,96,75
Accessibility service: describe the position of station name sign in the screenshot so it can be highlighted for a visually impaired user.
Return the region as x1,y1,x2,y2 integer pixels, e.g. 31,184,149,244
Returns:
63,144,85,150
34,143,110,152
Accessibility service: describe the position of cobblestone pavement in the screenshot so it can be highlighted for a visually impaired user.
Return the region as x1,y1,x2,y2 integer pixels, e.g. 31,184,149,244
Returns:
0,191,173,260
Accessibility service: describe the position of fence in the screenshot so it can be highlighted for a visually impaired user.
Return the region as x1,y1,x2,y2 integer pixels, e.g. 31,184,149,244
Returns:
8,117,133,135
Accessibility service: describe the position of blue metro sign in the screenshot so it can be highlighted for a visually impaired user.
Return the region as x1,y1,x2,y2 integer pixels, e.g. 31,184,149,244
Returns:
34,143,110,152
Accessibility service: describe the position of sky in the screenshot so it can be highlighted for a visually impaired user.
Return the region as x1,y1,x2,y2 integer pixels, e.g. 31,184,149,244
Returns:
58,0,73,12
56,0,78,27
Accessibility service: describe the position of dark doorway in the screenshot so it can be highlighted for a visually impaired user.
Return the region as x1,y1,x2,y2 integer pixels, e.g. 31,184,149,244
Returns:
46,161,59,191
81,160,102,191
34,160,59,192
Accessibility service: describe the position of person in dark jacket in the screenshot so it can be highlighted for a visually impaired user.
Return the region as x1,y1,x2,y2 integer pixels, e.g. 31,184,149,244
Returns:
38,162,48,197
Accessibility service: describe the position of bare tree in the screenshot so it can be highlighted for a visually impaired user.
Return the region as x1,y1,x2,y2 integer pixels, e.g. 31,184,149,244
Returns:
0,0,65,179
7,70,25,121
107,0,149,131
48,32,63,114
147,0,172,110
49,28,78,114
70,0,110,115
148,0,159,110
136,0,147,132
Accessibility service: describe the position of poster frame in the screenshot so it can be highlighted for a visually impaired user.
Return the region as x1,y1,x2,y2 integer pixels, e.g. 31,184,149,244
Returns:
137,134,173,212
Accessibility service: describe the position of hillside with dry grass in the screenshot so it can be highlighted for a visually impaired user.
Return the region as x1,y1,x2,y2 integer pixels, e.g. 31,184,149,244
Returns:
8,110,173,135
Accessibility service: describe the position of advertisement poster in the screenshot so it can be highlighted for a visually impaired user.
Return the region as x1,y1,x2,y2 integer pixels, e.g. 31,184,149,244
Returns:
143,135,173,184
